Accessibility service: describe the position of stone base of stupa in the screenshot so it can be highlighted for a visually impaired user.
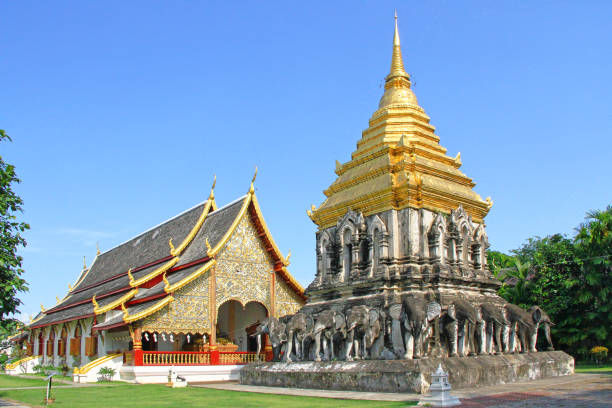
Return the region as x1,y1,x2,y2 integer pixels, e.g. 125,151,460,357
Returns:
240,351,574,394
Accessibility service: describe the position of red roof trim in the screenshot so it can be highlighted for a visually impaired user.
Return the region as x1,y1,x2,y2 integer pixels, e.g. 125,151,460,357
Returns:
44,286,133,315
127,292,167,306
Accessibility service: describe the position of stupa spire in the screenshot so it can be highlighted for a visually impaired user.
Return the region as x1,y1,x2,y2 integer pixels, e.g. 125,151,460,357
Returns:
389,10,408,79
379,12,418,108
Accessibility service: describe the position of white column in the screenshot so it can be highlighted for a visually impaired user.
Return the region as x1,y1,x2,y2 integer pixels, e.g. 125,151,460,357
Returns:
33,330,39,356
42,329,50,365
97,332,104,357
53,330,59,366
81,319,92,364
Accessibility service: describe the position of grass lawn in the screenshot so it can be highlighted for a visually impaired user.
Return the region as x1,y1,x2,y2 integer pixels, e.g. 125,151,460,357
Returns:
575,363,612,374
0,374,50,388
0,383,414,408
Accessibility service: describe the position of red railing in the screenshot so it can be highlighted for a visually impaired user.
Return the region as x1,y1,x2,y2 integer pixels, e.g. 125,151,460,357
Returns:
139,351,265,366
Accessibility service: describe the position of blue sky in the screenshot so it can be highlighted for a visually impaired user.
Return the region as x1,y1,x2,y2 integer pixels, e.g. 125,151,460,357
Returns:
1,1,610,322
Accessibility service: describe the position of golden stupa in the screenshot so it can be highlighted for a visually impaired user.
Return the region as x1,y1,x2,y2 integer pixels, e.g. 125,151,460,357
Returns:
309,13,492,230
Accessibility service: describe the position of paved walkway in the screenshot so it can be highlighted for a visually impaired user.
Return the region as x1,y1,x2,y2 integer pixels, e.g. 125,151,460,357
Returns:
194,373,612,406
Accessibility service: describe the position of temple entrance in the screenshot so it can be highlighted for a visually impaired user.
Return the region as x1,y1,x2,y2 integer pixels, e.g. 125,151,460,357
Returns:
217,300,268,351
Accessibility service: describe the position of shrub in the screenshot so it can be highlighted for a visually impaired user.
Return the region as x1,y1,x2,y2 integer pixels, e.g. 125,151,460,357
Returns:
590,346,608,364
0,353,8,369
97,366,116,382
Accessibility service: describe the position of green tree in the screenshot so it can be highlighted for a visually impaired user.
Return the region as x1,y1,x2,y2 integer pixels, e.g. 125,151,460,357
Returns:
489,208,612,358
571,206,612,356
0,129,29,328
512,234,579,353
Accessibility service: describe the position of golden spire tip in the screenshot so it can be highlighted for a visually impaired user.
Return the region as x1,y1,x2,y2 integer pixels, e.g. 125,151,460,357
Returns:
249,166,258,194
209,174,216,199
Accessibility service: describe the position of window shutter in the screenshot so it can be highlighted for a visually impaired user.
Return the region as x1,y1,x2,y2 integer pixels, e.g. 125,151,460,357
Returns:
70,338,80,356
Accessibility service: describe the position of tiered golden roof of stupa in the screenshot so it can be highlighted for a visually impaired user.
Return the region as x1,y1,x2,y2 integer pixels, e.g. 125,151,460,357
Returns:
309,13,492,229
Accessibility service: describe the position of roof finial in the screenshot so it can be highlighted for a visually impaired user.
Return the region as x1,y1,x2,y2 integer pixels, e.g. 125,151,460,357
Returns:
378,11,418,109
389,11,407,79
96,242,100,256
209,174,216,199
249,166,258,194
83,256,87,270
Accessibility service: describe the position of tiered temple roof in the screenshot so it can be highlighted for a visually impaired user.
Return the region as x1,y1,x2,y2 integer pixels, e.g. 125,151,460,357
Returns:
30,177,304,331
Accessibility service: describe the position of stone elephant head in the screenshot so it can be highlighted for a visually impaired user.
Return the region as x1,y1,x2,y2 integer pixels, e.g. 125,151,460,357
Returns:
528,306,554,351
284,312,314,362
443,299,482,357
504,303,542,353
400,297,441,359
312,309,346,361
344,305,382,361
251,316,288,361
479,303,509,354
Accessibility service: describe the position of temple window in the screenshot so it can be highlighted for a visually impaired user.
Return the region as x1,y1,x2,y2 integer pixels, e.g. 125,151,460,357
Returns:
70,326,81,357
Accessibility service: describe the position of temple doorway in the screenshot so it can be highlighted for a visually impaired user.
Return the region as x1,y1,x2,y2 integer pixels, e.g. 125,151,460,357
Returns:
217,300,268,351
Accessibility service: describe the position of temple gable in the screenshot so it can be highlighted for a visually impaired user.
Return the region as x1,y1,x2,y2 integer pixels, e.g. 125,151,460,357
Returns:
215,214,273,312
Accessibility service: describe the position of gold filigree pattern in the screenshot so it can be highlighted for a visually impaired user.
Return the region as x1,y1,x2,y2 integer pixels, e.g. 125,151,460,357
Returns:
275,277,303,317
139,274,211,334
215,215,273,311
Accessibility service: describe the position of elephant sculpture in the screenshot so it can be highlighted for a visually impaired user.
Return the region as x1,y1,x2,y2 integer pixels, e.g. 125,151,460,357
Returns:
252,316,288,361
400,297,441,359
528,306,554,351
443,299,482,357
504,304,542,353
344,305,382,361
284,312,314,362
479,303,509,354
312,309,346,361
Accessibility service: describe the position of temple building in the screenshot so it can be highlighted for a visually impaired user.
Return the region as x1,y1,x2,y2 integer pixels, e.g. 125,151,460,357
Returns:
16,176,304,381
304,14,499,309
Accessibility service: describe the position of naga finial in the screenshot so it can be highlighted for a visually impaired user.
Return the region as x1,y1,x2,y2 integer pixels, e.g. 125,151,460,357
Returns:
163,272,170,290
210,174,217,199
121,302,128,317
92,295,99,309
127,268,135,286
169,238,175,254
205,238,212,253
56,296,61,304
68,283,73,291
486,196,494,208
40,304,45,312
96,242,101,256
249,166,258,193
285,249,292,265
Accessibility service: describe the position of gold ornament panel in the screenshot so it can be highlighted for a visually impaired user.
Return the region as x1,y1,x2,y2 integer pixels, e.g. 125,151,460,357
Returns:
275,277,304,317
139,273,210,334
215,215,272,312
